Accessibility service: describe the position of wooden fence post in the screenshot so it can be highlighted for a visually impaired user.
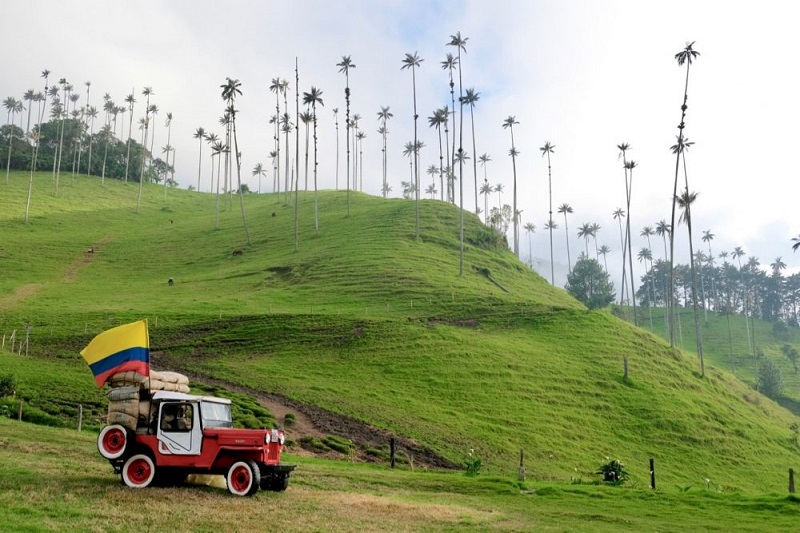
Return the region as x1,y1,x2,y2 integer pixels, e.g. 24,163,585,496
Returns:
77,404,83,432
650,458,656,490
18,400,23,421
790,468,795,494
624,357,629,380
518,449,526,481
390,438,396,469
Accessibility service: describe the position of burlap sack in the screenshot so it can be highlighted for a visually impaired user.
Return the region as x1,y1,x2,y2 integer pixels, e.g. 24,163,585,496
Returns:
108,398,139,418
107,411,137,430
107,387,140,402
152,371,189,385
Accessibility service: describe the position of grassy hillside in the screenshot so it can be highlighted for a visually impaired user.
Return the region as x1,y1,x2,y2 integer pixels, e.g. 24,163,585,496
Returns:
2,171,800,495
3,418,800,532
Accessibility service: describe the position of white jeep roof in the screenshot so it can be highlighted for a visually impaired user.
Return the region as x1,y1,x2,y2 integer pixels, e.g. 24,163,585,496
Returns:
151,390,231,404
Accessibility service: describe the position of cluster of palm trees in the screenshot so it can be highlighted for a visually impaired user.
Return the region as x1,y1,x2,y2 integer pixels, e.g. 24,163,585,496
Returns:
2,71,178,221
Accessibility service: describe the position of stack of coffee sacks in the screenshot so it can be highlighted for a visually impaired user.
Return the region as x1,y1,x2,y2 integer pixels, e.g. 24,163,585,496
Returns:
106,370,190,430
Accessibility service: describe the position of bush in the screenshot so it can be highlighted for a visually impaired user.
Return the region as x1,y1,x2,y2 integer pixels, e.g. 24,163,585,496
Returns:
463,449,483,476
284,413,296,426
596,458,629,485
757,358,783,399
0,374,16,398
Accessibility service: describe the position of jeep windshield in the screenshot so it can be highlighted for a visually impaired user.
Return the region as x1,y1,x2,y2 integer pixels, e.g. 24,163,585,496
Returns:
200,400,232,428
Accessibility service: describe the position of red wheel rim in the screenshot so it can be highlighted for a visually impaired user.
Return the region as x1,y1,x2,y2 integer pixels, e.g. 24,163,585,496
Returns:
230,465,251,493
102,428,125,455
127,458,152,486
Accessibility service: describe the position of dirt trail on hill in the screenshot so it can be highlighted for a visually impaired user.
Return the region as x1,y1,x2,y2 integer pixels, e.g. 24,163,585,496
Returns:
63,236,114,282
186,373,458,469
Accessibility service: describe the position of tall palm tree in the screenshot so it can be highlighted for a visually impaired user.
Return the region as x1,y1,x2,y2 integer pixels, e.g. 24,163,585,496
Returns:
502,116,519,257
540,141,556,284
299,110,313,191
544,218,558,281
524,222,536,268
350,113,361,190
377,105,393,198
668,41,700,347
624,159,638,323
123,91,135,182
401,51,423,239
593,243,610,272
332,107,339,189
479,180,493,224
337,55,356,216
613,208,628,303
677,189,704,376
193,127,206,191
702,229,717,311
792,235,800,253
303,86,324,233
252,162,266,194
269,78,284,193
590,223,601,257
221,77,250,245
3,96,20,183
162,111,173,200
448,32,468,275
557,203,574,273
494,182,504,212
211,139,225,228
577,222,593,257
136,87,153,212
461,88,480,214
479,154,492,222
428,107,447,201
441,52,458,190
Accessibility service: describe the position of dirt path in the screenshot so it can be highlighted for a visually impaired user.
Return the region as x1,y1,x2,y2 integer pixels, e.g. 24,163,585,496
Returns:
187,373,458,469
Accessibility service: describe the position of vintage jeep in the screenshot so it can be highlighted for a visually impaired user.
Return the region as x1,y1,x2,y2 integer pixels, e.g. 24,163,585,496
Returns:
97,390,295,496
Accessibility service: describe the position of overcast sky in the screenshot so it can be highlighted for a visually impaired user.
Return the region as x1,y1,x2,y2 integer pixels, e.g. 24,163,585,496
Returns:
4,0,799,287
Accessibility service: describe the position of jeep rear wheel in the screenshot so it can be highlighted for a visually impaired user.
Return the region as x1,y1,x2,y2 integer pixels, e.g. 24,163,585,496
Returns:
226,460,260,497
98,425,128,460
122,454,156,488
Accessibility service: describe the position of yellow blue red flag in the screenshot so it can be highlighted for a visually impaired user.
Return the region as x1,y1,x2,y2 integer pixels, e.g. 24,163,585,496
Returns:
80,320,150,387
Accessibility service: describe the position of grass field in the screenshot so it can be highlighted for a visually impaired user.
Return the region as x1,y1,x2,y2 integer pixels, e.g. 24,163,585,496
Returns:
2,171,800,528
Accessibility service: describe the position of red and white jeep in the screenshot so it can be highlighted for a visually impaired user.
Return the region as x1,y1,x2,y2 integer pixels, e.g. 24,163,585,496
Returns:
97,391,295,496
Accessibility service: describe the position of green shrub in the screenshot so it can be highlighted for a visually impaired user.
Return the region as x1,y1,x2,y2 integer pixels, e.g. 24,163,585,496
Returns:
463,449,483,476
284,413,296,426
0,374,16,398
757,358,783,399
596,458,629,485
323,435,354,454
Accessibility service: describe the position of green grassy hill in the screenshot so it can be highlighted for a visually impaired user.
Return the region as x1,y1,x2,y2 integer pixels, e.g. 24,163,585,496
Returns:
2,171,800,495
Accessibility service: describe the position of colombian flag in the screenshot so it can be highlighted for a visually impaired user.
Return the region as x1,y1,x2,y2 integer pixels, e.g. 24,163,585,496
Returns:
80,320,150,387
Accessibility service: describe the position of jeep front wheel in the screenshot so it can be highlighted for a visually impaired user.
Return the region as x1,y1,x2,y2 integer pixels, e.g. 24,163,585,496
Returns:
122,454,156,488
97,425,128,460
226,460,260,497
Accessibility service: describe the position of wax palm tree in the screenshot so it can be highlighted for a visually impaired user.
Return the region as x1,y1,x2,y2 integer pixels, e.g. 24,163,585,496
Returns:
402,141,415,186
612,208,627,301
162,111,173,200
702,229,717,310
494,182,504,212
135,86,154,211
211,139,225,228
543,218,558,282
193,127,206,191
441,52,458,183
598,245,612,273
221,77,250,245
299,110,313,191
539,141,556,283
303,86,324,233
577,222,593,258
479,180,493,224
428,107,447,201
425,183,437,199
122,92,135,182
503,116,520,257
624,159,638,323
332,107,339,189
337,55,356,216
677,189,704,376
401,51,423,238
557,203,574,273
792,235,800,252
377,105,393,198
460,88,480,213
269,77,284,193
4,96,20,183
252,162,265,194
524,222,536,268
448,32,468,275
668,41,700,346
350,113,361,190
590,223,601,257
